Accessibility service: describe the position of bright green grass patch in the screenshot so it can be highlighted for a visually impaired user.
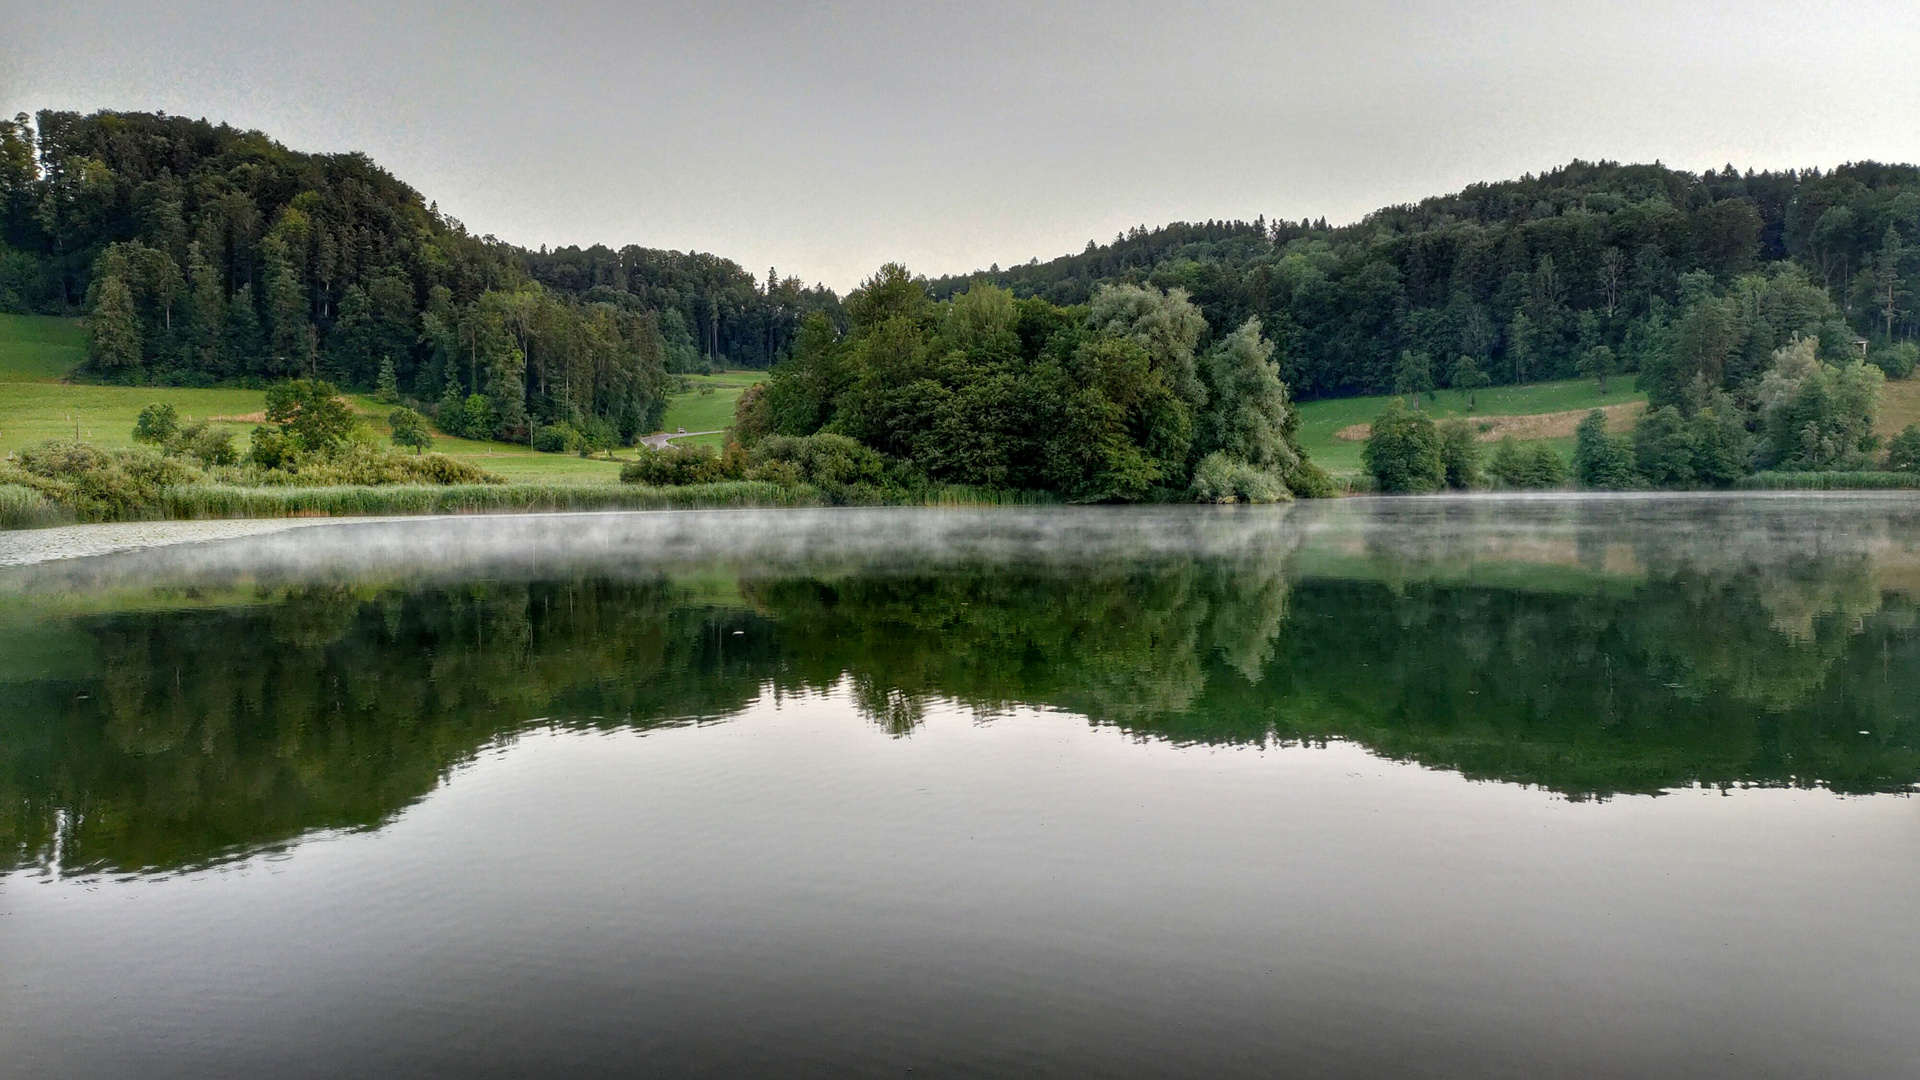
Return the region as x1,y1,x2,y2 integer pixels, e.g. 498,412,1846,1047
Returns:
0,314,88,383
660,371,764,445
0,381,267,455
343,394,625,484
1295,378,1645,476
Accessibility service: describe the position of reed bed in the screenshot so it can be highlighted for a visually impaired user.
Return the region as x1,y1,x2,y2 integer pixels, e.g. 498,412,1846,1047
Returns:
0,483,70,530
1734,472,1920,490
154,481,817,521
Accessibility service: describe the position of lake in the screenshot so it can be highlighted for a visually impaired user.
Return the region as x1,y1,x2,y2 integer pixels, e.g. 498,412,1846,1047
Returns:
2,497,1918,1078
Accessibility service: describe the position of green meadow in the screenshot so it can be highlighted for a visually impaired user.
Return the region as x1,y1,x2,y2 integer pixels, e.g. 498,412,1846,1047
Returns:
0,314,768,482
1294,378,1649,476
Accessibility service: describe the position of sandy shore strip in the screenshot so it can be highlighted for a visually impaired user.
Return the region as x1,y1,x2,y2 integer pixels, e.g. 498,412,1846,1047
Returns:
0,518,349,567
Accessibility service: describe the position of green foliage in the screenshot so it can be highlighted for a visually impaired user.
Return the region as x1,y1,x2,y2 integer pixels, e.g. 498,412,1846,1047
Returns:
748,433,885,490
264,379,358,455
1870,342,1919,380
1631,404,1747,487
1755,338,1883,470
927,163,1920,406
1448,355,1490,407
0,440,200,519
620,443,738,486
131,401,179,445
1200,318,1296,472
1392,350,1433,402
1735,471,1920,489
1488,437,1569,488
1361,400,1444,493
373,356,400,404
1573,410,1638,489
1436,419,1481,489
0,482,67,529
1577,345,1618,393
129,402,236,466
247,445,500,487
388,407,434,454
168,421,238,467
532,422,583,454
741,276,1314,502
87,255,140,370
1189,452,1289,503
1886,425,1920,472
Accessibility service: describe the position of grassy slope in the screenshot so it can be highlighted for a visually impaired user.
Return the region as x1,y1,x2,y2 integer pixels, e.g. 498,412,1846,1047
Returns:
1295,378,1649,476
659,371,763,447
0,314,773,482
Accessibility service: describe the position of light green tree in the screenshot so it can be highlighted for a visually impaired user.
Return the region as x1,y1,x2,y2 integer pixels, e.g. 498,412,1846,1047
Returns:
1362,400,1444,493
388,406,433,454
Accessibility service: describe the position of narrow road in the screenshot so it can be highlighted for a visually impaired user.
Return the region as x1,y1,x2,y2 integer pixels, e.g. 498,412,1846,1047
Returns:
639,430,725,450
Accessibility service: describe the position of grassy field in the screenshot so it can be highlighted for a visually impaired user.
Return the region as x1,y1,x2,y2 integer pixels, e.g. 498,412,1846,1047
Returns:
0,315,768,482
1295,378,1649,476
659,371,763,447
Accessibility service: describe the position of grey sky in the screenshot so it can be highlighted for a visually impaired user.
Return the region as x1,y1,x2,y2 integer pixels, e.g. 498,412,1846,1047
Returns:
6,1,1918,291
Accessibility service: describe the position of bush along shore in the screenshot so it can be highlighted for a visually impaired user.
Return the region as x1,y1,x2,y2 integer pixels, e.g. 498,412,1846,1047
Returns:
1356,334,1920,494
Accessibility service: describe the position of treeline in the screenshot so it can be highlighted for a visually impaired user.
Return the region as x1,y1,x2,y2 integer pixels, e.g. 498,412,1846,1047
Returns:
929,161,1920,400
728,265,1329,501
0,110,832,445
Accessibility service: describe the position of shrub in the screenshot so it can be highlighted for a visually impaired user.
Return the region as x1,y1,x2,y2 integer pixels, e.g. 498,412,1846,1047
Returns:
1361,400,1443,493
1283,458,1338,499
1189,452,1289,503
1436,419,1481,489
132,402,180,446
248,426,300,470
1488,438,1568,488
533,422,583,454
245,445,502,487
3,440,201,520
1870,342,1919,380
748,433,885,489
1887,424,1920,472
172,421,239,467
621,443,735,486
1573,410,1637,489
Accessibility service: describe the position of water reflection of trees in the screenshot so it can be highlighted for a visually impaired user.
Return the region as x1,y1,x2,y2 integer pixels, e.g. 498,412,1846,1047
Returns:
5,503,1920,876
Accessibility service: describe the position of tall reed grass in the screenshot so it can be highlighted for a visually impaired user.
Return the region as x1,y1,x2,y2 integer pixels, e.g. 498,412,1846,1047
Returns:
0,483,69,530
1734,472,1920,490
154,481,818,521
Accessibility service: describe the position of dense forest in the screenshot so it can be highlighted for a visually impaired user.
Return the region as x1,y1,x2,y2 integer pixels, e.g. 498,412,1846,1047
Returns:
930,161,1920,400
0,110,836,446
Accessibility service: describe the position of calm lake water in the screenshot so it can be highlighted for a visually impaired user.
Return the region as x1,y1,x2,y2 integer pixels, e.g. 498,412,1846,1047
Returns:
2,497,1918,1078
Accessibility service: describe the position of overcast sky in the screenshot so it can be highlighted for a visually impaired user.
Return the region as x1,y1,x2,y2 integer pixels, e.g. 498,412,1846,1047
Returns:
5,1,1918,291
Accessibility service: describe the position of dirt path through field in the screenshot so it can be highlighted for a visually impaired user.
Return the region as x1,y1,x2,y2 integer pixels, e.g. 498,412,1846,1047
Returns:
1336,400,1646,443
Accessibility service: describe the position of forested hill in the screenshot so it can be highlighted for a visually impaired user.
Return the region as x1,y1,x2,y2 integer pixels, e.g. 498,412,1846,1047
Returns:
5,108,1918,422
0,109,837,445
927,161,1920,399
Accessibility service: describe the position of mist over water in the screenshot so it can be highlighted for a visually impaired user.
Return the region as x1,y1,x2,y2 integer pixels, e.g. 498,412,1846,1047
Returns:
3,498,1919,1078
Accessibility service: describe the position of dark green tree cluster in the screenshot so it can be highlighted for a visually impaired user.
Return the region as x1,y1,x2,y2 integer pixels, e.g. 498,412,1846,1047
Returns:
523,245,842,371
735,266,1326,501
929,161,1920,400
0,110,727,444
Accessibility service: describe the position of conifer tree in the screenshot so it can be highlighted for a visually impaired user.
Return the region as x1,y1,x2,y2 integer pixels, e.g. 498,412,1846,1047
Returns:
89,266,142,370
